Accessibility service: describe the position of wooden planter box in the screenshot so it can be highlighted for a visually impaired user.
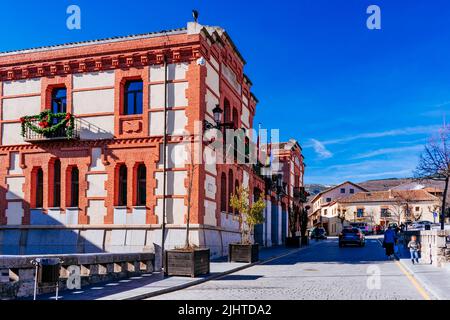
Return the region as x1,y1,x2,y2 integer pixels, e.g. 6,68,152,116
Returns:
165,248,210,278
285,236,301,248
229,244,259,263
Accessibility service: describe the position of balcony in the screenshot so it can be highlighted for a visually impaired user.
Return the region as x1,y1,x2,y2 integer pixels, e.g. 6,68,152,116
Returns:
21,112,81,143
294,187,308,203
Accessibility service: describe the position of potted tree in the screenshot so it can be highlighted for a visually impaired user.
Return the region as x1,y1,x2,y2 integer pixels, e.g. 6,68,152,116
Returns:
165,146,210,278
229,186,266,263
285,206,301,247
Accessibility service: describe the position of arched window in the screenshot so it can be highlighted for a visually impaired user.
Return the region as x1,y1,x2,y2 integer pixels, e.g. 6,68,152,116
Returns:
35,168,44,208
53,159,61,207
232,108,239,129
118,165,128,206
234,180,239,215
136,164,147,206
52,88,67,114
220,173,227,213
70,167,79,207
228,170,234,214
124,80,143,115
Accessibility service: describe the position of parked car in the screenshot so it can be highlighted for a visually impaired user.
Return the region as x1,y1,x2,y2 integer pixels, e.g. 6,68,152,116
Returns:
339,228,365,247
350,222,372,235
310,227,327,240
411,221,434,230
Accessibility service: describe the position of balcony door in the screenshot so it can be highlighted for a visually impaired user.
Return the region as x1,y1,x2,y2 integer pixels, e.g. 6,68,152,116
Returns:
51,88,67,114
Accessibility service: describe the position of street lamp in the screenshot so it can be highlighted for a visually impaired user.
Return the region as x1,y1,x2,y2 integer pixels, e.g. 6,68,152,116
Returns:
204,104,235,131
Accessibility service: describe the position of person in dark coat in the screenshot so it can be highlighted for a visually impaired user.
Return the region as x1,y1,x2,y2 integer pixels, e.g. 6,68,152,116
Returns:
383,226,397,260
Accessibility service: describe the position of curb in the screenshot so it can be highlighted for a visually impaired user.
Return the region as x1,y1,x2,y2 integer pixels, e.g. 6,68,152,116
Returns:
123,244,316,300
376,239,440,300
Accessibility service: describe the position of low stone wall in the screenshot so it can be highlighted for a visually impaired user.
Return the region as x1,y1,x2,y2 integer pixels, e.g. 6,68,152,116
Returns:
0,252,155,300
419,230,450,267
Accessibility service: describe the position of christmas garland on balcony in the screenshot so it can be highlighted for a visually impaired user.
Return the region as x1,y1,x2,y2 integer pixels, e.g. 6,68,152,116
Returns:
20,110,75,139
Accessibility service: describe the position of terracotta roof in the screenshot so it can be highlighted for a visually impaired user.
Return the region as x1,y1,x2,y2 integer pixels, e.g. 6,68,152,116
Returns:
0,28,188,56
338,189,438,203
311,181,369,203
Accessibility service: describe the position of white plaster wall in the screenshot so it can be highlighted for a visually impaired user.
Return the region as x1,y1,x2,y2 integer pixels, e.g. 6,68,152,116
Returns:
221,63,241,94
154,171,187,196
5,177,25,200
205,89,219,116
155,198,186,225
265,199,272,246
65,208,79,225
204,146,218,175
204,174,217,200
6,202,23,225
128,207,147,225
242,171,249,189
113,208,127,225
86,174,107,197
2,96,41,120
149,82,188,109
72,71,115,89
242,95,249,107
220,213,240,232
241,106,250,128
87,200,106,225
3,78,41,96
73,89,114,114
149,110,188,136
209,56,220,71
79,115,114,140
90,148,105,171
150,63,189,82
204,200,217,226
206,62,219,94
1,123,25,145
8,152,22,175
47,209,65,225
158,143,188,169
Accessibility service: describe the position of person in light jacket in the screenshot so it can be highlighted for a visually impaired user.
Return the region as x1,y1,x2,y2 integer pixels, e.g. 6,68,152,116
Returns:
407,235,421,264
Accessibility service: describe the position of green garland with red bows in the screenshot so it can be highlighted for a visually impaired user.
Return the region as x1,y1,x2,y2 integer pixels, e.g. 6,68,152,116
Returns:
20,110,75,139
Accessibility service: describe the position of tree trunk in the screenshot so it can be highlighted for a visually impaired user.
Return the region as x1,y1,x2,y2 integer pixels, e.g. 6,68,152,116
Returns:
441,176,449,230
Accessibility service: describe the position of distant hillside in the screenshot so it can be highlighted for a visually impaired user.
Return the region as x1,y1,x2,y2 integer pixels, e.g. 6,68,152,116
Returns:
305,184,333,196
358,178,412,191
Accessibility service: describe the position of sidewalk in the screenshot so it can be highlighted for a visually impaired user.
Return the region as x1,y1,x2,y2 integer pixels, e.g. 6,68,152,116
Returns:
398,243,450,300
32,243,317,300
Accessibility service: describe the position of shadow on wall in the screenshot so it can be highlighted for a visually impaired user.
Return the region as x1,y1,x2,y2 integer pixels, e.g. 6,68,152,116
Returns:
78,118,114,140
2,187,154,255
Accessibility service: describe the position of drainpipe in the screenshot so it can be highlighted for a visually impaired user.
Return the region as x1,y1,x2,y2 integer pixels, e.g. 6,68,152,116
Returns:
161,55,168,269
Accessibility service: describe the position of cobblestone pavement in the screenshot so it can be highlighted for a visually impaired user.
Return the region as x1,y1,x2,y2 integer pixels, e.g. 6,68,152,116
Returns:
150,237,429,300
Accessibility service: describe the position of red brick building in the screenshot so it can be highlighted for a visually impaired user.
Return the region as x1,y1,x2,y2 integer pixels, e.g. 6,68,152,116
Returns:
0,22,304,257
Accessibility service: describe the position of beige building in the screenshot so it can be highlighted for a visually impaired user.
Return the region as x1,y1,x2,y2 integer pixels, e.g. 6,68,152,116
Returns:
309,181,368,234
310,181,441,236
337,189,440,227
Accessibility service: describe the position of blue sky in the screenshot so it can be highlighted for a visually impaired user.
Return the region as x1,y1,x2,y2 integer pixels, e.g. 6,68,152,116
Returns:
1,0,448,185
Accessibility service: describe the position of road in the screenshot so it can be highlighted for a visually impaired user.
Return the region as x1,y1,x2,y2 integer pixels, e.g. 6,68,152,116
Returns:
150,236,431,300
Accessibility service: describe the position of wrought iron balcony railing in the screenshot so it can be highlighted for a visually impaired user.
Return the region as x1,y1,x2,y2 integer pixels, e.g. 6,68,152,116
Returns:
22,117,81,142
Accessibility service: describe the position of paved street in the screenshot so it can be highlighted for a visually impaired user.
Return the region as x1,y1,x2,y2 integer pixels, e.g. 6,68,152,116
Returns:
150,236,431,300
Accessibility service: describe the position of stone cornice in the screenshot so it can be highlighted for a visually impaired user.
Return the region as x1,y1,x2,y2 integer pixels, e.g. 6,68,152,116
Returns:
0,45,201,82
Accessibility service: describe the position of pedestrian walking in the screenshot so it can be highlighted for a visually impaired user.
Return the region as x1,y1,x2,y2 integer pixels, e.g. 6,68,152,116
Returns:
383,226,397,260
407,235,421,264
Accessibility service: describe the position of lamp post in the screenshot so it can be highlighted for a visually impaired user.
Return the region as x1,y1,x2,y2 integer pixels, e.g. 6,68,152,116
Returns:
204,104,234,131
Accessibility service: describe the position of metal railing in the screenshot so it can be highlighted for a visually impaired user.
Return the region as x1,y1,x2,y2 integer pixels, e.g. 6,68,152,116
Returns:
23,118,81,142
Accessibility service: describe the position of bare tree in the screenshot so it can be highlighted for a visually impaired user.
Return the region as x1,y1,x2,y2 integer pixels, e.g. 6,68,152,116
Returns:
337,204,349,228
415,124,450,230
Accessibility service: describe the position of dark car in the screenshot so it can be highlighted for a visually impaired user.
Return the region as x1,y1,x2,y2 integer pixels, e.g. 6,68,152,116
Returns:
339,228,365,247
310,227,327,240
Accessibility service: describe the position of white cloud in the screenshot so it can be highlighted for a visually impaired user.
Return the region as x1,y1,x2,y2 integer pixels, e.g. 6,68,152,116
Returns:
310,139,333,159
304,125,440,149
352,145,424,160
